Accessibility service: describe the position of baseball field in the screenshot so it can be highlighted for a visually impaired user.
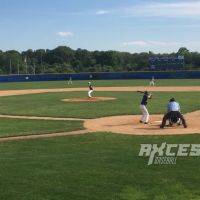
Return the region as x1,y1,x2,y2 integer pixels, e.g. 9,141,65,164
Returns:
0,79,200,200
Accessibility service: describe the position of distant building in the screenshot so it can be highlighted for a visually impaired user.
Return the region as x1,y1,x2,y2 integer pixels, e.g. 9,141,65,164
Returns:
149,56,184,70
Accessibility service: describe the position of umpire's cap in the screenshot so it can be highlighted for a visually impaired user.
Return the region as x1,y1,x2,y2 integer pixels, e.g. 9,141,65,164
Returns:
170,98,175,102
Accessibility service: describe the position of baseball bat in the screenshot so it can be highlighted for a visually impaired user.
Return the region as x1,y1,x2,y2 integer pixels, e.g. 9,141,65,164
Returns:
137,90,145,93
137,90,152,97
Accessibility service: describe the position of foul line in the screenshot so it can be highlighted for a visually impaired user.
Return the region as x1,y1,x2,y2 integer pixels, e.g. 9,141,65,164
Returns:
0,129,89,142
0,114,84,121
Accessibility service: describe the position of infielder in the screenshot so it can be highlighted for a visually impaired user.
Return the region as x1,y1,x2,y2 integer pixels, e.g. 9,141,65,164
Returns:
88,82,93,98
149,76,155,86
138,91,152,124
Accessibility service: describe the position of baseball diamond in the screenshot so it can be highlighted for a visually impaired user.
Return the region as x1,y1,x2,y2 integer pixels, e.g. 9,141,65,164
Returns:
0,85,200,141
2,0,200,198
0,80,200,200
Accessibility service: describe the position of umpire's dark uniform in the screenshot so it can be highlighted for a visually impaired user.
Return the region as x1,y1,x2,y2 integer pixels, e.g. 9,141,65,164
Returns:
160,98,187,128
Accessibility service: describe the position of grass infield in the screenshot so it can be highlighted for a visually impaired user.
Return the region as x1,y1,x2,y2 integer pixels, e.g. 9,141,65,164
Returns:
0,91,199,118
0,118,83,137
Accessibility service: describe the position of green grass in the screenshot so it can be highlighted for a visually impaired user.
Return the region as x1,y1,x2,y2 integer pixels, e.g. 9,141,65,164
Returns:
0,79,199,90
0,133,200,200
0,118,83,137
0,91,199,118
0,79,199,199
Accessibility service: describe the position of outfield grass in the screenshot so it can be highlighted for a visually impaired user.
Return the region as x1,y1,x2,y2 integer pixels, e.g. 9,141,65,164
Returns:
0,91,199,118
0,133,200,200
0,79,199,90
0,118,83,137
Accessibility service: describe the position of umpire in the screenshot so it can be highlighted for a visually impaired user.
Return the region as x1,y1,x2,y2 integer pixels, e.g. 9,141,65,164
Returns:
160,98,187,128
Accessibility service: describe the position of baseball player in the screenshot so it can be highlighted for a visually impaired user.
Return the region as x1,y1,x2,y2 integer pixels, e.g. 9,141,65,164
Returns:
138,91,152,124
67,76,72,84
160,98,187,128
149,76,155,86
88,82,93,98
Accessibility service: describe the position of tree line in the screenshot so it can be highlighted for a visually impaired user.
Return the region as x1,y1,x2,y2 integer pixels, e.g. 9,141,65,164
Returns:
0,46,199,75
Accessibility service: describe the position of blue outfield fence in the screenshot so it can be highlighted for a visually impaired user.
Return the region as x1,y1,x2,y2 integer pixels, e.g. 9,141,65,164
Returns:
0,71,200,82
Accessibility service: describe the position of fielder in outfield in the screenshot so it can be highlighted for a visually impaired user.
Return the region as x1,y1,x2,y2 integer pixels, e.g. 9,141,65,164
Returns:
67,76,73,85
138,91,152,124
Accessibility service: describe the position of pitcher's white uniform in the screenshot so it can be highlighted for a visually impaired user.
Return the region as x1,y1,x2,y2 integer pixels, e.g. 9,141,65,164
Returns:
88,82,93,98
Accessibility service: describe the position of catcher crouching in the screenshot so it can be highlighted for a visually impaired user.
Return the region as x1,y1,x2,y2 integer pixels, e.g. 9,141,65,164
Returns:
160,98,187,128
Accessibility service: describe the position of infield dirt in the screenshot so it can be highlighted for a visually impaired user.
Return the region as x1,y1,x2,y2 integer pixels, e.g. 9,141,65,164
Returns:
0,86,199,141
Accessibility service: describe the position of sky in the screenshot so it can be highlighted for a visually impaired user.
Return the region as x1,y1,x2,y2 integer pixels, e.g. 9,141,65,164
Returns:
0,0,200,53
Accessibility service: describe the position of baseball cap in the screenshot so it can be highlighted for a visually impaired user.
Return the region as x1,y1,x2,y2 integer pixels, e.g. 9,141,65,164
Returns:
170,98,175,102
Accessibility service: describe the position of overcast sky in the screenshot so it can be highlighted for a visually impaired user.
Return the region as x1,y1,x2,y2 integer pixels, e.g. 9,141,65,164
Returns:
1,0,200,53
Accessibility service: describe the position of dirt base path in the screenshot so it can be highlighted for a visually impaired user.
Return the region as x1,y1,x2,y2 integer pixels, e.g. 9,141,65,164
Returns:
0,130,88,142
1,86,200,97
0,114,84,121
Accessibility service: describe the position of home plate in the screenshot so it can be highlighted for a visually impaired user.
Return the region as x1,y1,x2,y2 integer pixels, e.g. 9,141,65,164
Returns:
154,120,162,123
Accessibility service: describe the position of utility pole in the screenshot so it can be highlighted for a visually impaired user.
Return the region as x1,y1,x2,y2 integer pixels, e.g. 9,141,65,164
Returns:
9,59,12,74
24,56,28,74
26,62,28,74
17,60,20,75
33,58,36,75
41,53,44,74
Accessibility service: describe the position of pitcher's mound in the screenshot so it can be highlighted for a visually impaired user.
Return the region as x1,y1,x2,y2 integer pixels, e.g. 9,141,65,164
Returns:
62,97,116,102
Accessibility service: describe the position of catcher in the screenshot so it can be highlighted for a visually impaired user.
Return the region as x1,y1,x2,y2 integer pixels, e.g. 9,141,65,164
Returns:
160,98,187,128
